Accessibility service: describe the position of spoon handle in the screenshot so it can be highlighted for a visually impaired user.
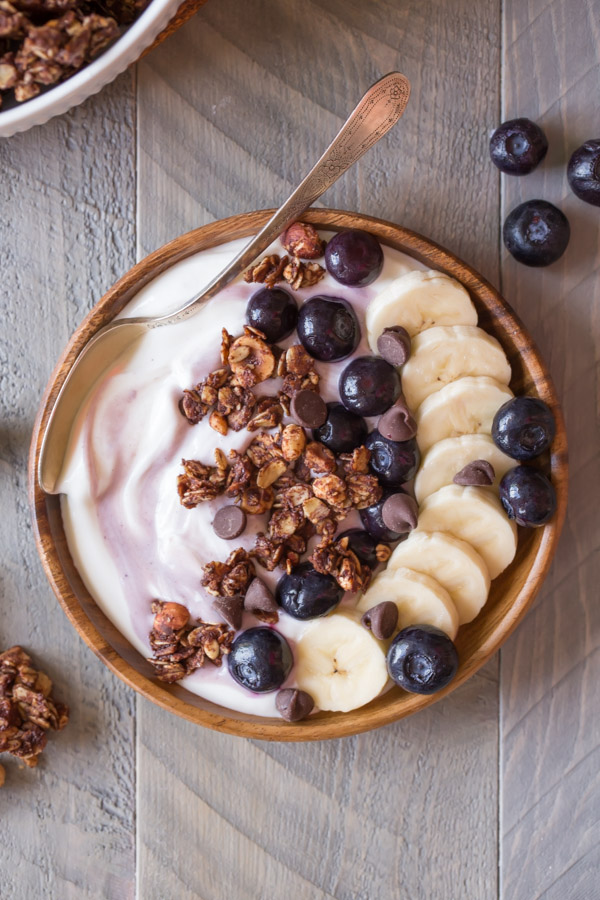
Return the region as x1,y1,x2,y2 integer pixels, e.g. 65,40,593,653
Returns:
153,72,410,327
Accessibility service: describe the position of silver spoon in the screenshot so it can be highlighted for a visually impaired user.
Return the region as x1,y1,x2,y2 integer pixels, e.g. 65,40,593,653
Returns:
38,72,410,493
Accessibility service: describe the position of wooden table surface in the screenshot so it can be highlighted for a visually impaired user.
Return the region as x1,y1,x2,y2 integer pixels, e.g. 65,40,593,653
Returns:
1,1,599,897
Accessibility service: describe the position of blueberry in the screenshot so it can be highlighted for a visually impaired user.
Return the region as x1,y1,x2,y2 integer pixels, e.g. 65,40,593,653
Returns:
337,529,379,567
492,396,555,460
339,356,401,417
246,287,298,342
489,118,548,175
503,199,570,267
364,429,420,486
499,466,556,527
567,139,600,207
387,625,458,694
276,562,344,619
297,296,360,361
325,229,383,286
359,488,408,543
228,627,293,692
313,402,368,453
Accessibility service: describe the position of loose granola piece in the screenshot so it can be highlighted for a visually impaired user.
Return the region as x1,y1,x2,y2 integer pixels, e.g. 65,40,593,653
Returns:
280,222,326,260
282,258,326,290
312,474,351,516
310,537,371,593
180,388,208,425
0,646,68,772
375,543,392,563
304,441,337,474
246,431,284,469
152,601,190,635
345,473,382,509
247,397,283,431
281,344,315,377
148,602,234,683
340,445,371,475
239,485,275,515
243,254,289,288
229,329,275,388
201,547,255,598
177,454,228,507
274,480,313,508
209,410,228,436
225,450,255,497
256,458,288,489
0,2,27,39
280,423,306,461
268,504,305,541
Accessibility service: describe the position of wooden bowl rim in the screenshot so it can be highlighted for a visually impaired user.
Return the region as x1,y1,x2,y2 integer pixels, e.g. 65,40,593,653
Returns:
28,208,568,742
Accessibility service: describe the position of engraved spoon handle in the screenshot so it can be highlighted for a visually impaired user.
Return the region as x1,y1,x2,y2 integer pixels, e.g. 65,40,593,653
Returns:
152,72,411,327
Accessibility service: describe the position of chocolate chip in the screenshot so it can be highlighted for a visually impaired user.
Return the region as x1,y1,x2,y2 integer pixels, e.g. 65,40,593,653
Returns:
378,397,417,442
213,505,247,540
377,326,411,366
290,390,327,428
453,459,495,486
361,601,399,640
244,578,279,624
212,595,244,630
381,492,419,533
276,688,315,722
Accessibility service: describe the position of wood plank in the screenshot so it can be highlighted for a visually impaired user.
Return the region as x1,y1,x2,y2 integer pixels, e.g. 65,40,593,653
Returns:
500,0,600,897
0,75,137,899
136,1,501,897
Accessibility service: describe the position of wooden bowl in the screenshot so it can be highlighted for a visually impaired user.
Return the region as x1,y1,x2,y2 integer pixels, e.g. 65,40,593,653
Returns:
29,209,568,741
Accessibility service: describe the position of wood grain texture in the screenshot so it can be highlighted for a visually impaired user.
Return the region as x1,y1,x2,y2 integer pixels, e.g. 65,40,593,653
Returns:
0,75,137,899
135,0,503,895
500,1,600,898
29,208,567,740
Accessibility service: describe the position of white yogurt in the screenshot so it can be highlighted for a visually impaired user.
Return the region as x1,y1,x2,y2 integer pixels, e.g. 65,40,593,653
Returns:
58,233,422,715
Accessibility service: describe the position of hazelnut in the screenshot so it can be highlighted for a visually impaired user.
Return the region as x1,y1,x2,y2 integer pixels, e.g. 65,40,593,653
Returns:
153,602,189,635
281,222,326,259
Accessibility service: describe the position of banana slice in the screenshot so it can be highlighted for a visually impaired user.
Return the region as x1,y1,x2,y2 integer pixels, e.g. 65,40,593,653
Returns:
417,484,517,580
357,567,459,640
416,376,514,453
414,434,515,503
294,611,388,712
387,530,490,624
401,325,512,409
366,269,477,348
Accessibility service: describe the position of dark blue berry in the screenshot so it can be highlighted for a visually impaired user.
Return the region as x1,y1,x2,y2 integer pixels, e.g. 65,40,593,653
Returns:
492,396,555,460
567,140,600,207
276,562,344,619
339,356,401,417
246,287,298,342
228,628,293,692
313,402,368,453
489,118,548,175
503,200,570,267
297,296,360,361
325,229,383,286
364,429,420,485
499,466,556,527
387,625,458,694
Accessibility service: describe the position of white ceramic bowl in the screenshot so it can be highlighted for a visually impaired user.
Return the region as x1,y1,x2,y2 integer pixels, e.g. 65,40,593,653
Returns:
0,0,181,138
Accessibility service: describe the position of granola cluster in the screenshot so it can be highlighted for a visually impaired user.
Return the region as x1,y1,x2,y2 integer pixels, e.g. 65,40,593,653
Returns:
243,222,328,290
147,600,234,683
0,646,69,778
0,0,149,107
183,416,383,591
180,332,320,438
